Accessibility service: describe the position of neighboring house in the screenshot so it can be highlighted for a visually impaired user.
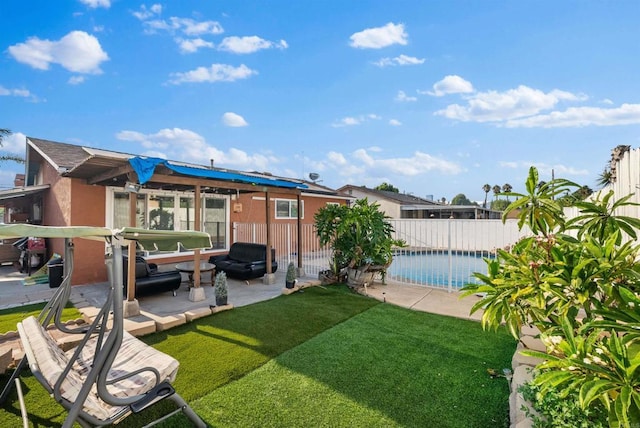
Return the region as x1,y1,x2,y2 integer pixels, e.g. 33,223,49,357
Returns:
0,137,348,284
338,185,502,219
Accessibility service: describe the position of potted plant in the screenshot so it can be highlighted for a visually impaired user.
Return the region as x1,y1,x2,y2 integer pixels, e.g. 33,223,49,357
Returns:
285,261,297,289
214,271,228,306
314,198,405,288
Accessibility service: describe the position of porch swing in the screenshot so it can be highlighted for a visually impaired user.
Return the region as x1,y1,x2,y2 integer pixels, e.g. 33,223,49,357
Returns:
0,224,209,428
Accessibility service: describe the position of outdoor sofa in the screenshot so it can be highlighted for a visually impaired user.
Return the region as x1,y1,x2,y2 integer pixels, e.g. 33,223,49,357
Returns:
122,255,182,296
208,242,278,280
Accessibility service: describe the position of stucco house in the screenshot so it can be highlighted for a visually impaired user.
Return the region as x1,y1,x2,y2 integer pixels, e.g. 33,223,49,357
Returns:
338,185,502,219
0,137,347,285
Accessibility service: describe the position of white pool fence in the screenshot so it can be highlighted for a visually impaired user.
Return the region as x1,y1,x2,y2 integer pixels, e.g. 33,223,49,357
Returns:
234,219,531,292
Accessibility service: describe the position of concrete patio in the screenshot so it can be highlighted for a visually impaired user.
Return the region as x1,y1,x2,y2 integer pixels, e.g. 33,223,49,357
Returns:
0,263,484,370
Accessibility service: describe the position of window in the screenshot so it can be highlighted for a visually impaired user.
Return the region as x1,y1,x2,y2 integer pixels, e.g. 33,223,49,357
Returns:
204,198,226,249
275,199,303,219
179,197,195,230
148,196,175,230
109,188,228,252
113,192,147,229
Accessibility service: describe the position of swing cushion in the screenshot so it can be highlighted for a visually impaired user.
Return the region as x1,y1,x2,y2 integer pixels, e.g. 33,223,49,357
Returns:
19,316,179,422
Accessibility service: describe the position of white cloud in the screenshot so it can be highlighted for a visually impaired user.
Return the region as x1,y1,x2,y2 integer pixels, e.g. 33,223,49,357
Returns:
316,149,461,187
132,4,162,20
222,112,248,127
373,54,425,67
176,37,214,54
424,75,474,96
116,127,279,170
327,151,347,165
68,75,85,85
218,36,288,54
601,98,614,105
0,85,34,99
395,90,417,102
389,119,402,126
435,85,586,122
500,160,588,176
349,22,408,49
504,103,640,128
1,131,27,154
331,113,381,127
332,117,361,127
168,63,257,84
8,31,109,74
79,0,110,8
142,16,224,36
133,7,228,53
174,18,224,36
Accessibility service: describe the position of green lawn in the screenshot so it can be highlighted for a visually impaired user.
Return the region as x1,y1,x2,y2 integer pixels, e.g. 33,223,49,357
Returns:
0,285,516,427
0,302,82,334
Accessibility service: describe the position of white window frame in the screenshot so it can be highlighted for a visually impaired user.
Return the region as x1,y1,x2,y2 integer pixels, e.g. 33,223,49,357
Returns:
274,198,304,219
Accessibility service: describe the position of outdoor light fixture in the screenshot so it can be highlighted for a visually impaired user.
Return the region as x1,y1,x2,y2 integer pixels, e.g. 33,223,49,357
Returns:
124,181,141,193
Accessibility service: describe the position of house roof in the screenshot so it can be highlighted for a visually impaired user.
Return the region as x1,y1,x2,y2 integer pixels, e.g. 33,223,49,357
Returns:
26,137,332,195
337,185,440,206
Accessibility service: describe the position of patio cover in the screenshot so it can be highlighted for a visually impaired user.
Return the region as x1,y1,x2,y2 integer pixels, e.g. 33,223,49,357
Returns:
129,157,308,189
0,184,49,201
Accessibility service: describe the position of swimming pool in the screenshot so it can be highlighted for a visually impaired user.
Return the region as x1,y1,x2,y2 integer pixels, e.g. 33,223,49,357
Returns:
387,251,493,289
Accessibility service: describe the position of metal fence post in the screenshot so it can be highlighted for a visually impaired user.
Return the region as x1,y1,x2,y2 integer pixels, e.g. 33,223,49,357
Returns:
448,218,453,293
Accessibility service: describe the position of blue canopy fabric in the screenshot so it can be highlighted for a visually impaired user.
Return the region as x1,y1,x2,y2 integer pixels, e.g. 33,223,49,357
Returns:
129,157,307,189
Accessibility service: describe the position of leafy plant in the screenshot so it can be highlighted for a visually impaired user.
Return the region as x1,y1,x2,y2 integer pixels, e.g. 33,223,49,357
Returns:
462,166,640,427
519,376,607,428
525,317,640,427
214,271,227,298
501,166,578,236
286,261,296,286
314,198,405,279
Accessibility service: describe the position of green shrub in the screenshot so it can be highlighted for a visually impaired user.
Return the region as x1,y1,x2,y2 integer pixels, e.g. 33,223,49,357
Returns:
519,377,607,428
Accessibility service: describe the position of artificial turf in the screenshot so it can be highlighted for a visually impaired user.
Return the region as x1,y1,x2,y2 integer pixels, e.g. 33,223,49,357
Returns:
0,285,516,427
0,301,82,334
193,303,515,427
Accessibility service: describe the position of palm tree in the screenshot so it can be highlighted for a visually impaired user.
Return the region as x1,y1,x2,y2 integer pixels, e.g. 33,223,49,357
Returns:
492,185,501,201
596,167,613,188
502,183,513,201
0,128,10,143
482,184,491,208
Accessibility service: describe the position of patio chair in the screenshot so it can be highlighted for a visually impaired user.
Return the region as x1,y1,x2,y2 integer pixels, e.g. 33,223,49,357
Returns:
0,225,209,428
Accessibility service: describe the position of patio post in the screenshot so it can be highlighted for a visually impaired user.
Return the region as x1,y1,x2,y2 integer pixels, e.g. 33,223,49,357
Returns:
296,192,305,277
124,191,140,317
189,184,206,302
263,189,276,284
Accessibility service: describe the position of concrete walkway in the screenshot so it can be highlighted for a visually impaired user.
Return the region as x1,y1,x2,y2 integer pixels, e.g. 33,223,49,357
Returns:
362,280,483,321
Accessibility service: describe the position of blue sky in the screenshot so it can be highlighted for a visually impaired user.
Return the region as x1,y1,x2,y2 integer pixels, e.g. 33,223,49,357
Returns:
1,1,639,203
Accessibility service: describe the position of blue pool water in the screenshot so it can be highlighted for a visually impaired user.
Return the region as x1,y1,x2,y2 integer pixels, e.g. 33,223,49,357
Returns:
387,252,493,288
